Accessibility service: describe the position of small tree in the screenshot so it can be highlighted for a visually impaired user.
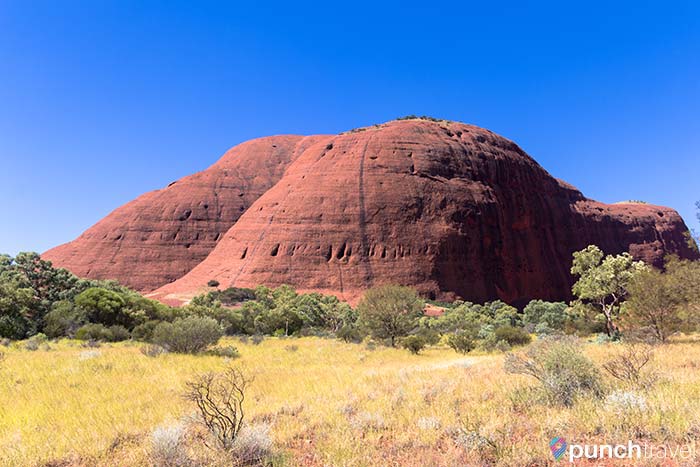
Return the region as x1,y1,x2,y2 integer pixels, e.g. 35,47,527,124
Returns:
622,268,683,342
185,366,251,450
400,335,426,354
447,330,476,354
571,245,647,337
623,258,700,341
357,285,424,347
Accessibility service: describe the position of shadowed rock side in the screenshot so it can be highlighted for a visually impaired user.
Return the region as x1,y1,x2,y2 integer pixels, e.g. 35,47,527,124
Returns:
153,119,699,304
43,135,330,291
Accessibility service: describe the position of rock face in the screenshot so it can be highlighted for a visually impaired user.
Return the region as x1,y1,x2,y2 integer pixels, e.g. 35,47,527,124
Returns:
151,119,698,304
43,135,330,291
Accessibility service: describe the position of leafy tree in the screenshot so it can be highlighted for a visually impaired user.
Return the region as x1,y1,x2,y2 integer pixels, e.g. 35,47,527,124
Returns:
571,245,647,337
523,300,568,333
0,275,36,339
74,287,130,328
357,285,424,347
622,259,700,342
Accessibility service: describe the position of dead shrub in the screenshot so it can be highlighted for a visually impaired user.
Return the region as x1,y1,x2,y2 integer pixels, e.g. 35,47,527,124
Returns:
184,366,251,451
602,343,657,390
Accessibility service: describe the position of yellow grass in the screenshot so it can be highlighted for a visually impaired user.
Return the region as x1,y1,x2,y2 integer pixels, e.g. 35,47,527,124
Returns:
1,336,700,466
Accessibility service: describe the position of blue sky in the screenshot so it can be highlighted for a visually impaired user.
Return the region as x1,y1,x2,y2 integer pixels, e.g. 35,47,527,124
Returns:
1,1,698,256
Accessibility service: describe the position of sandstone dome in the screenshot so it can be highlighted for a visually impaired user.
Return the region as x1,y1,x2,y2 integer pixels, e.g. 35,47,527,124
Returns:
146,118,698,304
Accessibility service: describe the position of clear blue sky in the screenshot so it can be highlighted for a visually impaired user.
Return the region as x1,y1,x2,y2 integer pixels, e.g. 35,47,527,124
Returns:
1,1,698,256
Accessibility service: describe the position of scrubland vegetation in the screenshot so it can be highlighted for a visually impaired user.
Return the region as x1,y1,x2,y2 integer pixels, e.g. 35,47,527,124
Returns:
2,336,700,466
1,239,700,465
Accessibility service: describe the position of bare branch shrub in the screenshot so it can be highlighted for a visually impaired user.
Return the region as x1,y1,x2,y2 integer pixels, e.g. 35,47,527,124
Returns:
602,343,657,390
184,366,251,451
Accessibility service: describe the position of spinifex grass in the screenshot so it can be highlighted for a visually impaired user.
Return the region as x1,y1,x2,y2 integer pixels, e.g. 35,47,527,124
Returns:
0,336,699,466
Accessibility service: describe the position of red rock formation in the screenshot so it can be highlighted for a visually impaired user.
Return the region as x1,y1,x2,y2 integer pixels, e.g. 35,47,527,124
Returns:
152,119,698,305
43,135,330,291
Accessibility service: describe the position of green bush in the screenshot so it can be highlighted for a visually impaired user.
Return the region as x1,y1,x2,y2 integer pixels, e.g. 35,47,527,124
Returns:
494,325,531,346
447,330,476,354
75,323,114,342
504,336,605,406
107,325,131,342
131,320,161,341
336,324,363,343
207,345,241,358
523,300,568,333
400,335,426,354
152,316,223,354
43,301,86,338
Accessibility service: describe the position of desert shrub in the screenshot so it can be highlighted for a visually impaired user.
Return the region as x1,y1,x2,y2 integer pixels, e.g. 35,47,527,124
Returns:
152,316,222,354
216,287,256,305
250,334,264,345
140,344,167,358
494,339,511,353
504,336,605,406
24,337,41,351
602,343,657,390
81,339,101,348
447,330,476,354
185,366,251,450
78,349,101,360
75,323,113,342
605,390,648,414
43,301,86,338
231,423,273,465
207,345,241,359
132,320,161,341
400,335,426,354
22,332,47,350
357,285,424,347
207,279,220,288
336,323,362,343
108,325,130,342
494,325,531,346
151,421,189,466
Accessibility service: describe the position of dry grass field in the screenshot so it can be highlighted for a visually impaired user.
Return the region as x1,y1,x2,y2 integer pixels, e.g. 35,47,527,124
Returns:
1,336,700,466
